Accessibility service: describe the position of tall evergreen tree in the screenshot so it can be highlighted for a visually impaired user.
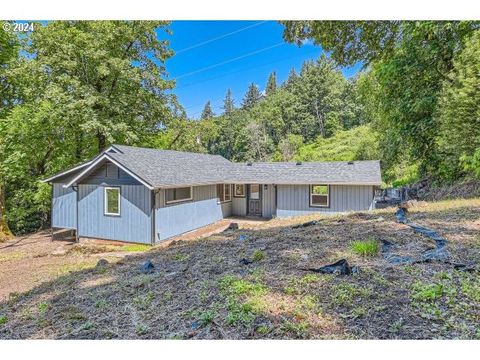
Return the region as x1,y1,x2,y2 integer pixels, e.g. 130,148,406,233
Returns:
266,71,277,95
284,67,298,88
241,83,262,110
200,101,215,120
222,88,235,115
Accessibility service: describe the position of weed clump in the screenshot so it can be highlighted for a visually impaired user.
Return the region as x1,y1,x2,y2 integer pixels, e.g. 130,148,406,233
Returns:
351,239,379,257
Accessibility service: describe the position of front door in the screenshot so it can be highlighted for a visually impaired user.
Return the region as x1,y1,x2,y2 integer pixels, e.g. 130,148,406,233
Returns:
248,184,262,216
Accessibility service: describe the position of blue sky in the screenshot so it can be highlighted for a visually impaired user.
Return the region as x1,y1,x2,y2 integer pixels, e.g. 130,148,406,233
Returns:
160,21,362,119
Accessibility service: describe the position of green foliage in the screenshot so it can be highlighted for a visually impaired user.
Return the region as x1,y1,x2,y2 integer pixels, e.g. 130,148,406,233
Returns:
0,21,177,233
266,71,277,95
241,83,263,110
296,125,379,162
0,314,8,325
200,101,215,120
411,282,444,302
331,282,372,307
437,31,480,180
351,239,379,257
121,244,151,252
282,21,480,182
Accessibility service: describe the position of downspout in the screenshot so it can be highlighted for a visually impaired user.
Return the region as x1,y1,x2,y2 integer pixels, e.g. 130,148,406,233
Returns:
50,183,54,242
75,185,79,243
151,189,156,245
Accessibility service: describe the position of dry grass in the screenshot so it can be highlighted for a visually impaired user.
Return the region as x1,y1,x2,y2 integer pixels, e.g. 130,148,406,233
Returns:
0,198,479,339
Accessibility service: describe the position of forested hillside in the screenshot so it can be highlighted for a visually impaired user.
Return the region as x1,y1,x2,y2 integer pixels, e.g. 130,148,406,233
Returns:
0,20,479,236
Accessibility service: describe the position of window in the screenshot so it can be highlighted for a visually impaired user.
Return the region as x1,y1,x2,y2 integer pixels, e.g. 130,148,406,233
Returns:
165,187,192,204
310,185,329,207
234,184,245,197
104,187,120,216
250,184,260,199
217,184,232,203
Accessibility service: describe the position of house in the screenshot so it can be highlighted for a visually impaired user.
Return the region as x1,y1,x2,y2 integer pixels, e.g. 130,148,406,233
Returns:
43,144,382,244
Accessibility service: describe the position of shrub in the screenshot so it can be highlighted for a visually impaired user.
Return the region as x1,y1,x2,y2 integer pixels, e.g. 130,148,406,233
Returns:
351,239,379,257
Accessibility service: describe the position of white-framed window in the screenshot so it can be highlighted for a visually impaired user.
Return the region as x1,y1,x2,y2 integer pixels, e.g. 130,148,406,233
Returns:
217,184,232,203
310,184,330,207
104,187,121,216
234,184,246,197
165,187,193,204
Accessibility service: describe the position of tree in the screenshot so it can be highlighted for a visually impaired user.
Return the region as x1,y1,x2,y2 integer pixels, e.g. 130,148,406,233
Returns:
284,67,298,89
241,83,262,110
0,21,18,240
437,31,480,179
0,21,176,234
266,71,277,95
200,101,214,120
281,20,480,177
222,88,235,115
277,134,304,161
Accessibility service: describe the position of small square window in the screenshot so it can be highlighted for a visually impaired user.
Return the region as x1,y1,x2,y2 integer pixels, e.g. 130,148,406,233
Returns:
104,187,120,216
310,185,329,207
234,184,246,197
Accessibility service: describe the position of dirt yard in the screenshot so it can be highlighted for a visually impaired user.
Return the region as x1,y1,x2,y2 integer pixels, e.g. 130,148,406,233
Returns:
0,198,479,339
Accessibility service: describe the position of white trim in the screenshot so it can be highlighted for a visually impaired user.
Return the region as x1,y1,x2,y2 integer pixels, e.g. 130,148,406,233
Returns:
42,161,93,183
165,186,193,205
310,184,330,208
64,153,154,190
104,186,121,216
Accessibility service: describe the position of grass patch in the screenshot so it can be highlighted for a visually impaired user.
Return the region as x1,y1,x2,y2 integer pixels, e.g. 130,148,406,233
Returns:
0,315,7,325
172,254,190,262
331,282,372,307
252,250,265,262
351,239,379,257
411,282,444,302
280,320,309,338
133,291,155,310
218,275,268,326
121,244,151,252
0,251,27,263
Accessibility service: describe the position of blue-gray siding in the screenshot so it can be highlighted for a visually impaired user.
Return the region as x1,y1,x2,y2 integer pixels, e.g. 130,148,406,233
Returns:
262,184,276,218
276,184,374,217
52,183,77,229
75,161,152,244
78,184,152,244
155,184,230,241
232,195,247,216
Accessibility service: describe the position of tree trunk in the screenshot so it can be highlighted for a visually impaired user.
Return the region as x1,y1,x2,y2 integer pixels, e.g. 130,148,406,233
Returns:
0,182,13,241
97,132,106,153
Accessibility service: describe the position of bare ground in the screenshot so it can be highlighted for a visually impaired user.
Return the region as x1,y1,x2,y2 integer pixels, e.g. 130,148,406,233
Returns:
0,198,479,339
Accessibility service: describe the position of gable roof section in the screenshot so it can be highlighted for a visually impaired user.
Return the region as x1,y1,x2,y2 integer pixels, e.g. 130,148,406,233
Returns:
47,144,382,188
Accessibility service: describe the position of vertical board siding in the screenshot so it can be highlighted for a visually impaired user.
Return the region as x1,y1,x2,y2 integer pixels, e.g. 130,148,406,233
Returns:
262,184,276,218
52,183,77,229
232,196,247,216
76,162,151,244
85,162,140,185
155,184,228,241
276,184,374,217
78,184,152,244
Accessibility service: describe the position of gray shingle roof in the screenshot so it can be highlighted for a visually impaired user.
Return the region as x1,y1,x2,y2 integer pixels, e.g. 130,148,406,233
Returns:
225,161,382,185
46,144,382,187
109,145,381,187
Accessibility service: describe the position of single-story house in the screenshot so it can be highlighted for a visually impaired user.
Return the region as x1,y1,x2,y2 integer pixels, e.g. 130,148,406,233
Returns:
43,144,382,244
